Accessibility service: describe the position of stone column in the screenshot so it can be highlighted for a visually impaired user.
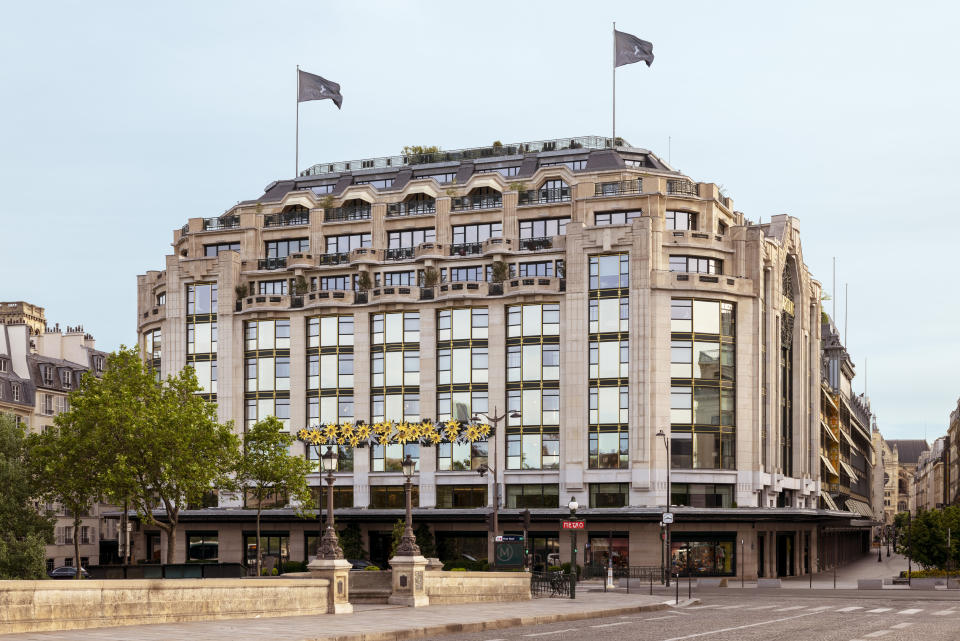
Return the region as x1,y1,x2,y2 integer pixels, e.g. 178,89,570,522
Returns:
307,558,354,614
388,554,429,607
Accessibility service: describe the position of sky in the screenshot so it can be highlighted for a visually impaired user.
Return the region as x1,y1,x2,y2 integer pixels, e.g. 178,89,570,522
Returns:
1,1,958,441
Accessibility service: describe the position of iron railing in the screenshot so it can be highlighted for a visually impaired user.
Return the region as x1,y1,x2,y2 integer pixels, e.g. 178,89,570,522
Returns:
667,179,698,197
257,257,287,270
385,247,415,260
387,201,436,217
264,212,309,227
318,252,349,265
531,571,572,598
450,242,482,256
325,205,371,221
451,194,503,211
518,187,571,205
594,179,642,197
203,216,240,230
519,236,553,251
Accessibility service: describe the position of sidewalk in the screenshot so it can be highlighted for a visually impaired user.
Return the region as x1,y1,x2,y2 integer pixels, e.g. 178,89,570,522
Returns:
778,551,909,589
0,592,671,641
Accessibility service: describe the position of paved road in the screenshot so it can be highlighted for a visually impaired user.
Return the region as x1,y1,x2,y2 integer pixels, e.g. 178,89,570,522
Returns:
419,592,960,641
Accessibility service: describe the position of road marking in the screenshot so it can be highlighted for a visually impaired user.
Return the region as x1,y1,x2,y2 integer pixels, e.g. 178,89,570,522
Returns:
774,606,806,612
524,629,577,637
657,611,819,641
865,608,892,613
718,604,745,609
891,622,913,629
747,605,777,610
897,608,922,615
933,610,955,615
807,606,834,611
590,622,633,628
689,604,721,609
863,631,892,638
837,606,864,612
644,616,680,622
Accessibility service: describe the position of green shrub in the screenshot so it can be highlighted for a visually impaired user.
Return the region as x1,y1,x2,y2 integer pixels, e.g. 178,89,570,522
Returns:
547,565,563,573
272,568,278,576
559,562,582,578
450,567,467,572
282,561,307,573
364,565,380,571
900,569,955,578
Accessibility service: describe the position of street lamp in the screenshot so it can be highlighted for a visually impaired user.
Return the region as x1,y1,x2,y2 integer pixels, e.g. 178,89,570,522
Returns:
656,429,672,587
318,446,344,560
394,454,421,556
472,408,520,566
568,496,579,599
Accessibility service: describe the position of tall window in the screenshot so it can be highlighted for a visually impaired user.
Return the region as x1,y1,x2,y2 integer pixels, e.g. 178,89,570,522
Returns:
204,242,240,257
265,238,309,258
506,304,560,470
325,233,371,254
307,315,355,429
388,228,435,248
519,218,569,238
595,210,642,226
670,299,736,470
666,210,698,231
780,265,795,476
588,253,629,469
370,312,420,424
669,256,722,275
452,223,502,245
144,328,162,380
244,319,291,430
186,283,217,398
437,308,489,433
537,179,570,203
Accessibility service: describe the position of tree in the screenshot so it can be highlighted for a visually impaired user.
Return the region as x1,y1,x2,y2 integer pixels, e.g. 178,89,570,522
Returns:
236,416,312,576
0,414,53,579
65,347,239,564
414,522,436,558
389,519,406,558
29,398,106,578
339,522,366,560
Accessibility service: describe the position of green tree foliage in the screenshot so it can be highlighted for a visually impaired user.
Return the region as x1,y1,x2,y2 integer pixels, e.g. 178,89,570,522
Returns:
338,522,366,560
0,414,53,579
236,416,313,575
29,389,107,578
389,519,406,558
414,522,436,558
62,347,239,563
896,507,960,569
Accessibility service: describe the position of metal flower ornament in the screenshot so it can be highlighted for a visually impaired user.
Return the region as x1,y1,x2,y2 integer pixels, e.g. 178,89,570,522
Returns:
296,418,493,447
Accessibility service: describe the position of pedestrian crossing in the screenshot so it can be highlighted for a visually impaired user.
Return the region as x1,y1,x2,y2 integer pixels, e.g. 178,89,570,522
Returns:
686,604,960,617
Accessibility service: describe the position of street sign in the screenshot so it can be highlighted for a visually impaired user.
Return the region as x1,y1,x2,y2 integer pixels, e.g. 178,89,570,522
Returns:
494,540,524,568
495,535,524,542
561,520,585,529
662,512,674,524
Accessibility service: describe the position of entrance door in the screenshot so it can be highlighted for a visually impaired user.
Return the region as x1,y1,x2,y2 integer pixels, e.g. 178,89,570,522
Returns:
369,531,393,569
776,532,795,577
145,532,162,563
757,534,765,578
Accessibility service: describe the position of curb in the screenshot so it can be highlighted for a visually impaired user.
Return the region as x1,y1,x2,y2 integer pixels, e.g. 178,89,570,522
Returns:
315,601,671,641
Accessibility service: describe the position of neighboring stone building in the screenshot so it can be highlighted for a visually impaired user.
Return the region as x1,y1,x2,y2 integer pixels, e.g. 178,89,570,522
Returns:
915,436,948,512
886,439,929,514
948,398,960,505
135,135,864,578
0,301,46,336
0,309,109,571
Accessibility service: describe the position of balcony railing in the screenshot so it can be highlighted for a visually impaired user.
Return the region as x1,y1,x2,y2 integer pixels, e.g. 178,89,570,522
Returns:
594,179,641,197
264,212,310,227
325,205,371,222
518,187,571,205
451,194,503,211
667,179,698,197
519,236,553,251
385,247,416,261
258,257,287,270
318,252,349,265
203,216,240,231
450,242,483,256
387,201,436,217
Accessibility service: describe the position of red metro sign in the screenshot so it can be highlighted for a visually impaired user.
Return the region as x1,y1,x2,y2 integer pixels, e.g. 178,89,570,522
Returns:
561,520,585,530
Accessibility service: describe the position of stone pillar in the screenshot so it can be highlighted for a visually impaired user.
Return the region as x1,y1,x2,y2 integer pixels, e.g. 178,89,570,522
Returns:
307,558,354,614
388,555,429,607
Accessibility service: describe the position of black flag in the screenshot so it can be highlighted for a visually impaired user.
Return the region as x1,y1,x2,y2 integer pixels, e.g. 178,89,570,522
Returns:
614,30,654,68
298,70,343,109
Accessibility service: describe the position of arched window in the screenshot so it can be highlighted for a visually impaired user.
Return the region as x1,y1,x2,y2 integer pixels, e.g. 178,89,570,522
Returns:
267,204,309,227
538,179,570,203
388,193,436,217
326,199,371,222
452,187,502,211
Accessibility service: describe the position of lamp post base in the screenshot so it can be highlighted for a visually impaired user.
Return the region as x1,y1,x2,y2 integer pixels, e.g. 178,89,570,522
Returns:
307,558,354,614
388,554,429,607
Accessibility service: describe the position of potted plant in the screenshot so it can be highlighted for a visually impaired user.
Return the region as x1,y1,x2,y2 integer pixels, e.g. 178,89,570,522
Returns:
490,261,508,284
357,271,372,291
293,275,309,296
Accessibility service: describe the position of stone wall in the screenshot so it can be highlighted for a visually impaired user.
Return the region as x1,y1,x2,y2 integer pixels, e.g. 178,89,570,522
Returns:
423,571,531,604
0,578,329,635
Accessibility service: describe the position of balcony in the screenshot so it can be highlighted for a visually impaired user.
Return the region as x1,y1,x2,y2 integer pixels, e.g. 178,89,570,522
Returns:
518,187,571,205
415,242,445,258
264,212,310,227
482,237,512,254
386,201,436,217
305,289,356,305
287,252,314,269
504,276,564,295
325,205,371,222
451,194,502,211
518,236,554,251
667,179,698,197
257,257,287,270
203,216,240,231
594,179,641,197
318,252,349,266
369,286,419,302
385,247,415,261
450,242,482,256
349,247,382,263
437,281,489,298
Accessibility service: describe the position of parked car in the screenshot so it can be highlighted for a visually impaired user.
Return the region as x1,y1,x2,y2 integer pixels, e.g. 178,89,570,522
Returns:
349,559,374,570
48,566,90,579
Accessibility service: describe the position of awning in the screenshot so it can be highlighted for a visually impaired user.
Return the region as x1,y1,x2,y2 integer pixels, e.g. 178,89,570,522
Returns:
821,493,840,511
822,390,839,412
820,454,839,478
840,429,856,448
839,460,859,481
845,499,873,518
821,421,839,443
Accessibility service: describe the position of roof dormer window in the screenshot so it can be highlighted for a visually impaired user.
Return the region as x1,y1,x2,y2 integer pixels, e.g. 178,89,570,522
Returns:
42,365,54,386
60,370,72,389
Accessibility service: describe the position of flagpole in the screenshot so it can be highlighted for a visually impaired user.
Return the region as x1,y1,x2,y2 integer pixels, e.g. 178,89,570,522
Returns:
612,21,616,147
295,64,300,178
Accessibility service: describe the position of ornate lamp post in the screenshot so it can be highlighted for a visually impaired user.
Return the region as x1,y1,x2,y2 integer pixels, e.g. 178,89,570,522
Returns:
319,446,344,559
656,429,672,587
472,408,520,567
568,496,579,599
395,453,421,556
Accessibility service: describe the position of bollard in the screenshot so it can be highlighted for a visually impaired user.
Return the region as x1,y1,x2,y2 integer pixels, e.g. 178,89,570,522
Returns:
606,566,615,590
649,574,653,595
688,572,691,599
675,572,679,605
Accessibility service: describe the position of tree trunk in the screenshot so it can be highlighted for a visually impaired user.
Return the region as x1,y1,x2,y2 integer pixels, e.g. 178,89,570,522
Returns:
256,505,262,577
73,514,82,580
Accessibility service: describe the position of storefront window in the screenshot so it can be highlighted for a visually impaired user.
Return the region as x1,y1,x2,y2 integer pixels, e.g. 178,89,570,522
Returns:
587,533,629,572
670,533,735,576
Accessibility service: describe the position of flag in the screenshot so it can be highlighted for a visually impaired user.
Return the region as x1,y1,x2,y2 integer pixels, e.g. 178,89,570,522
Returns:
614,30,654,68
298,70,343,109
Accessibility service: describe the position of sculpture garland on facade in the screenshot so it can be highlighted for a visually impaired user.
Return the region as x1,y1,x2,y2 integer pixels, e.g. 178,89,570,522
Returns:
296,418,492,448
